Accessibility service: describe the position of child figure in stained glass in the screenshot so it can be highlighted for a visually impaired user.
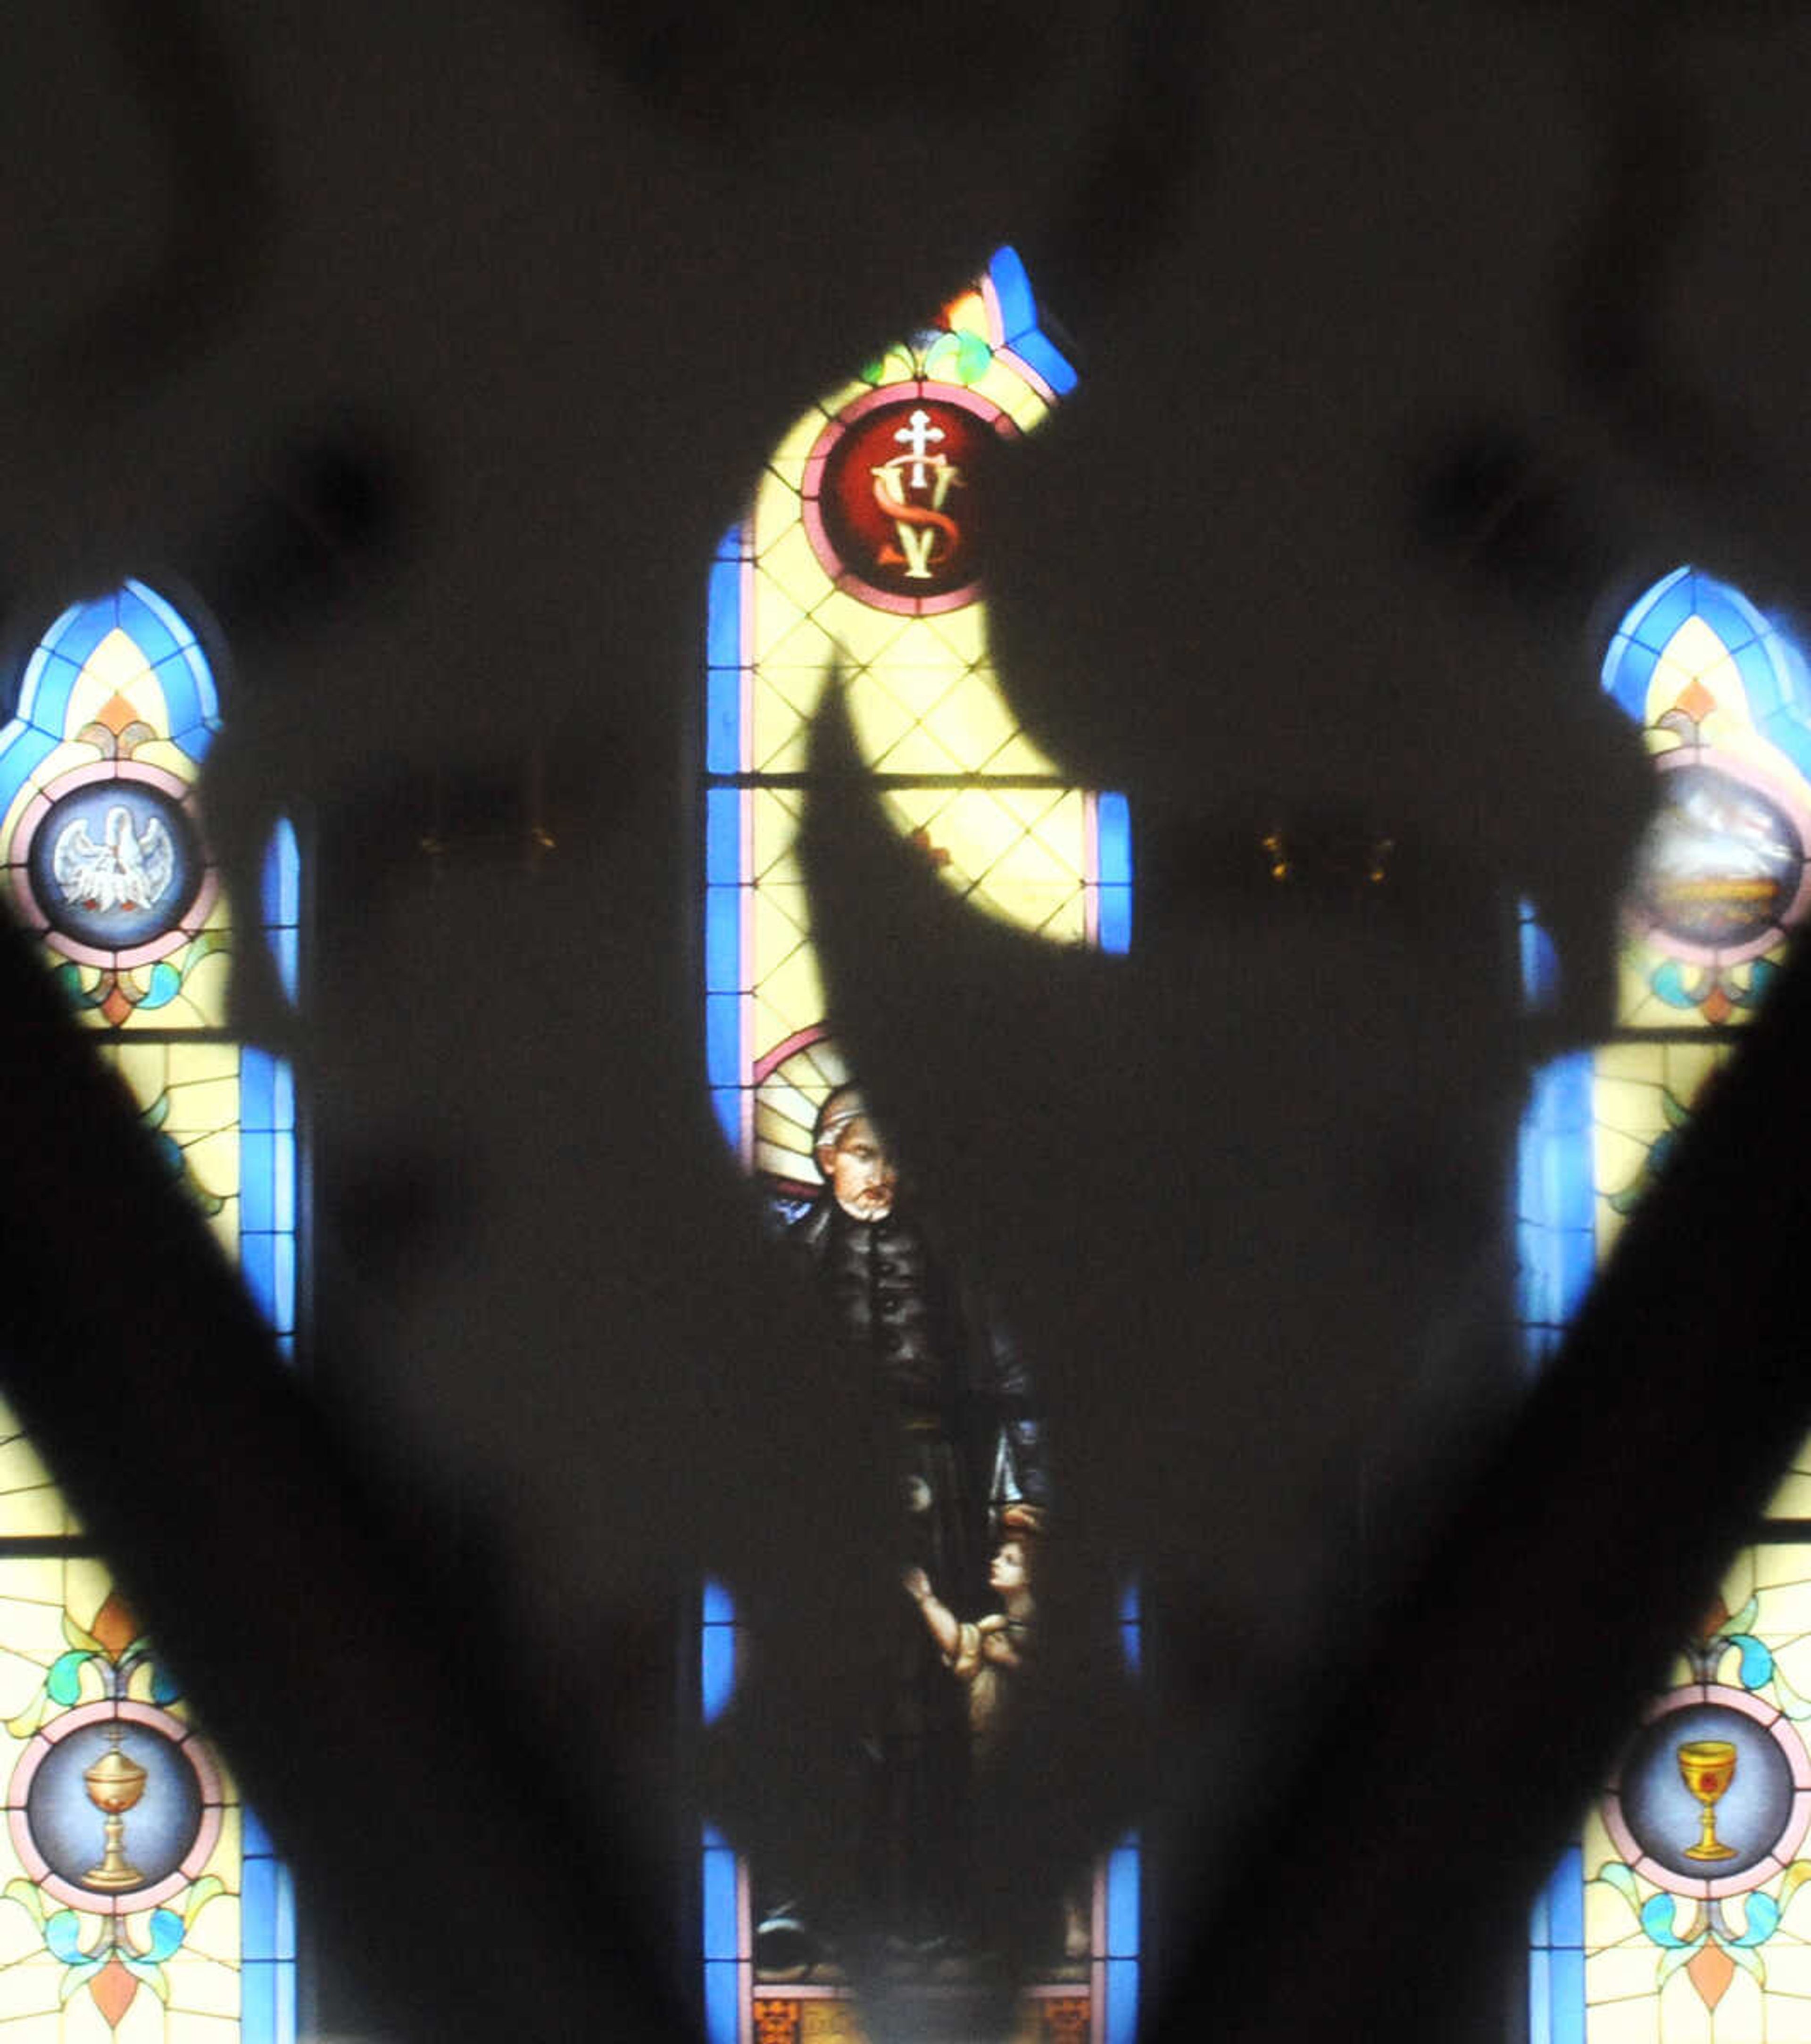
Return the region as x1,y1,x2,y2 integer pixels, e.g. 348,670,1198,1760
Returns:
903,1506,1091,1964
903,1502,1040,1763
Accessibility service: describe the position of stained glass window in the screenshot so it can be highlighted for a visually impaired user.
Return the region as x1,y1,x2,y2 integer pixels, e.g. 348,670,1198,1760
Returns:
1523,566,1811,2043
0,583,298,2042
700,249,1137,2044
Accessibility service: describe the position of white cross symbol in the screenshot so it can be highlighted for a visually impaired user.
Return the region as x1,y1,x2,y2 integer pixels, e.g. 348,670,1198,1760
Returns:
894,408,944,489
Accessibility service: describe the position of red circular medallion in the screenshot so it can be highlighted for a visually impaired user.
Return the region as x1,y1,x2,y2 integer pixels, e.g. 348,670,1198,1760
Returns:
803,387,1013,614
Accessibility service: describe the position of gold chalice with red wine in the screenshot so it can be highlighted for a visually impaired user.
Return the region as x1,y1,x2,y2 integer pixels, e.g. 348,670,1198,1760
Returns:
1678,1738,1739,1863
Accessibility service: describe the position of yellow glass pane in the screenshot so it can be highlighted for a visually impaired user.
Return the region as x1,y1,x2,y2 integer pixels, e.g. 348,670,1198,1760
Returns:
844,677,945,772
913,606,989,665
750,675,830,776
164,1953,241,2019
914,669,1035,771
125,739,202,786
1589,1041,1732,1263
753,523,831,615
1757,1946,1811,1999
975,883,1088,943
1645,618,1756,725
969,362,1053,433
746,576,819,668
753,964,825,1057
0,1952,57,2003
812,593,920,669
749,791,801,875
64,630,168,736
181,1891,241,1969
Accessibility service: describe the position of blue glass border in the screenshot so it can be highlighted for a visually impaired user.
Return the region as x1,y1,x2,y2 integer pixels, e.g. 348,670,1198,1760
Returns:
261,816,301,1003
0,583,223,822
1602,566,1811,782
706,525,748,777
1516,1053,1595,1372
1518,897,1560,1015
1098,792,1133,956
700,1576,739,1727
1528,1846,1585,2044
989,247,1078,395
240,1051,298,1342
240,1811,297,2043
1118,1577,1142,1676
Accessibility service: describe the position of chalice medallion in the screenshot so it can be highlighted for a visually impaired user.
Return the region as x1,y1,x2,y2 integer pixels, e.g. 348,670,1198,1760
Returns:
82,1724,148,1891
1678,1738,1740,1862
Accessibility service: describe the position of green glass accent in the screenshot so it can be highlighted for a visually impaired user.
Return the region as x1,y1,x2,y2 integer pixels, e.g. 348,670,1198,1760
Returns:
44,1649,90,1706
1651,959,1701,1010
1657,1938,1704,1983
1733,1892,1781,1948
1641,1892,1691,1949
58,1957,106,2000
51,963,103,1011
955,330,993,383
137,961,183,1010
3,1878,44,1928
142,1909,185,1963
171,929,229,979
44,1912,85,1964
182,1874,224,1926
1720,1936,1764,1980
60,1612,103,1654
1729,1632,1776,1688
122,1959,172,2001
921,328,996,386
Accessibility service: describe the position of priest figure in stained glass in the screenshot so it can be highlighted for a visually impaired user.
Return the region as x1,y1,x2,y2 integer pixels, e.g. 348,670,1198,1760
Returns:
783,1085,1045,1953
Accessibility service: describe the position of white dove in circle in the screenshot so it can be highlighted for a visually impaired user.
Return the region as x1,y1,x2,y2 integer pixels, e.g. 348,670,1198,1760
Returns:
51,803,175,916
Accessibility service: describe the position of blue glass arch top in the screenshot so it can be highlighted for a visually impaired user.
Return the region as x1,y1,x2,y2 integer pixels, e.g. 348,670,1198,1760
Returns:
1,580,223,805
1602,567,1811,784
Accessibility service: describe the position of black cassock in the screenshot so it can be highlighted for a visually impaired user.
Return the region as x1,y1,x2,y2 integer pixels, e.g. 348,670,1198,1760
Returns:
785,1192,1044,1947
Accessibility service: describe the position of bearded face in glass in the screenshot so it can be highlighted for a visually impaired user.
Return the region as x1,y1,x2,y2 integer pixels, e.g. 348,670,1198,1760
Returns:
814,1095,899,1222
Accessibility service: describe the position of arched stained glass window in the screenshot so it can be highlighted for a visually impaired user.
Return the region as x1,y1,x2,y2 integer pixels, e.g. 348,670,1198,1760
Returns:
699,250,1138,2044
1524,566,1811,2043
0,582,298,2042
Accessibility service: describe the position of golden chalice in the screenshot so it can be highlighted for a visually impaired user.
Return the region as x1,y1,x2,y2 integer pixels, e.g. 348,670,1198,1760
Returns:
1678,1738,1739,1863
81,1725,147,1891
